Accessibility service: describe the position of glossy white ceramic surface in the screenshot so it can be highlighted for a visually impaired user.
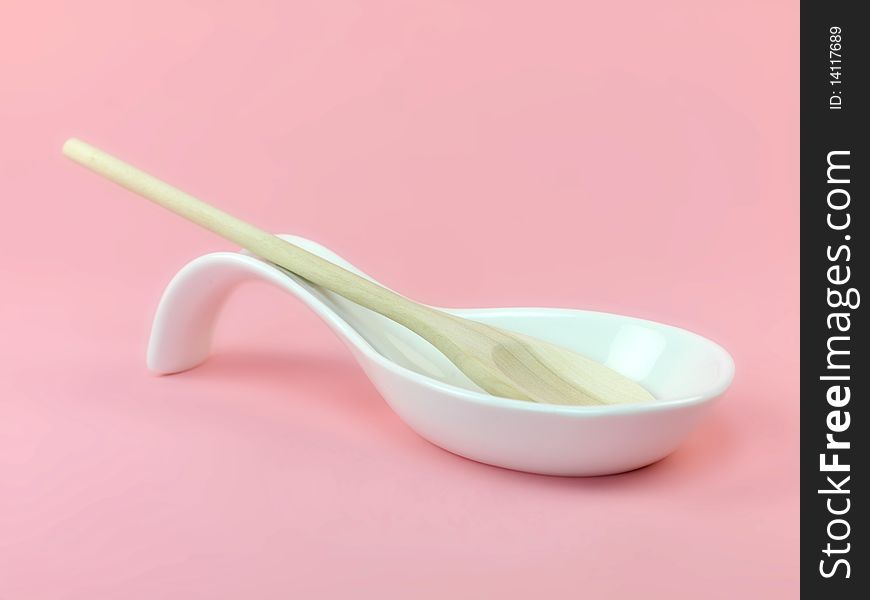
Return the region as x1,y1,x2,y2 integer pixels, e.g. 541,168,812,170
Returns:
148,235,734,476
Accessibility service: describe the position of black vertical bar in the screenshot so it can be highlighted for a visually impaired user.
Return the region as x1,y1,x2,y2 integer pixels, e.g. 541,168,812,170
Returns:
801,1,865,596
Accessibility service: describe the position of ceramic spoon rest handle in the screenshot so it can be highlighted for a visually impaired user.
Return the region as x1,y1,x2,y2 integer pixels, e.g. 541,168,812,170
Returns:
147,235,473,389
148,233,392,375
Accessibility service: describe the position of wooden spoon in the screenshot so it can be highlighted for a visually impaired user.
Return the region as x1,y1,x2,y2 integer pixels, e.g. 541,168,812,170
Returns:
63,138,654,406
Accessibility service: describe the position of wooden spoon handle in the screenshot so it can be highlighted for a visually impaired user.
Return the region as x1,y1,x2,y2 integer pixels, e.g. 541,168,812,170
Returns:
62,138,431,329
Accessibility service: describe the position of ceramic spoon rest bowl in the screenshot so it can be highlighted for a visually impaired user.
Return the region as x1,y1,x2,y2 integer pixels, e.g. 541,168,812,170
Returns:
148,235,734,477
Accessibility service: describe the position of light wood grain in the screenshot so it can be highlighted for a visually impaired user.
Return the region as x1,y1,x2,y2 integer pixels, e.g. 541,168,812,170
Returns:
63,138,655,406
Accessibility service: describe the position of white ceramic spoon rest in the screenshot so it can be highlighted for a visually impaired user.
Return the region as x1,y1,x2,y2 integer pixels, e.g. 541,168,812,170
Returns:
149,235,735,476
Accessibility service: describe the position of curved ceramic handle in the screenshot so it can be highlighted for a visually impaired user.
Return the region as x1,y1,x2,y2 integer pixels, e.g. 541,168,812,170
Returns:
147,251,360,375
147,235,475,388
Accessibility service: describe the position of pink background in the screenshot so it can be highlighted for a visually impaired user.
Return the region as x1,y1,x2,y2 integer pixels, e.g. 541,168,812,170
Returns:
1,1,798,598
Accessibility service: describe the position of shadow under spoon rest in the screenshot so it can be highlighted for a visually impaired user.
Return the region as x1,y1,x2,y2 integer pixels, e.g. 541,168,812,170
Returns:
148,235,734,476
